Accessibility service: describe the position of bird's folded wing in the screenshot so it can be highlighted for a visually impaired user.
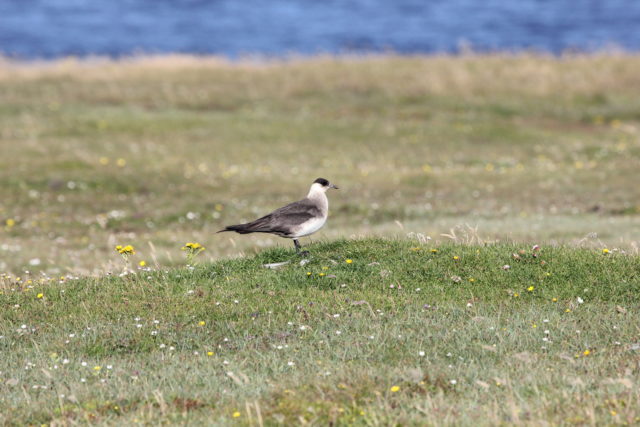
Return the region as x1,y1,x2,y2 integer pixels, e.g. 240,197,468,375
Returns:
243,198,321,233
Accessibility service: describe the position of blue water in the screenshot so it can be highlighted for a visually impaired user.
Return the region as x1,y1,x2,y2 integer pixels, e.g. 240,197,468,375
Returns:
1,0,639,58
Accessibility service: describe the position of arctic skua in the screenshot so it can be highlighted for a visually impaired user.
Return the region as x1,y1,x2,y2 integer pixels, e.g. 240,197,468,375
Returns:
218,178,338,254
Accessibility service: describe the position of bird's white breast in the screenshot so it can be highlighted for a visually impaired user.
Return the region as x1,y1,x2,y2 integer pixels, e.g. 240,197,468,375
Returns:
292,215,327,237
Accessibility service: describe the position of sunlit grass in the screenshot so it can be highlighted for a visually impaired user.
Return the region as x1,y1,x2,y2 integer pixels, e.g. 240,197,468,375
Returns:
1,239,639,424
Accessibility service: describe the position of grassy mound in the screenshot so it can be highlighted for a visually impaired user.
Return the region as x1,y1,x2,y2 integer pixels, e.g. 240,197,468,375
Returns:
1,238,639,425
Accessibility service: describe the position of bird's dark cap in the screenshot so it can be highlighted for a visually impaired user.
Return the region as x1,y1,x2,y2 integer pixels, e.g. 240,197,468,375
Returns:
313,178,330,186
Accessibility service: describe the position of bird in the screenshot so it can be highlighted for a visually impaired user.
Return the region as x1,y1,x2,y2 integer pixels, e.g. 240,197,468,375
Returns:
218,178,338,255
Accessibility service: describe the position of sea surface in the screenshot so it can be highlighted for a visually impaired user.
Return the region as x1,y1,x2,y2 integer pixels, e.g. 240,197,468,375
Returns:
1,0,639,58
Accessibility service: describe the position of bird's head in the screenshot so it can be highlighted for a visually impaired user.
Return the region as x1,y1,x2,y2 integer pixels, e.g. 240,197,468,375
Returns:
311,177,339,193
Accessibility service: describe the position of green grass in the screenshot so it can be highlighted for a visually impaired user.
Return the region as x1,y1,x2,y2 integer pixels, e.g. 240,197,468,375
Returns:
1,54,640,424
1,239,639,425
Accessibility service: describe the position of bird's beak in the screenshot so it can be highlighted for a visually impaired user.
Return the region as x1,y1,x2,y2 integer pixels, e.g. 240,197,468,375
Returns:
330,183,339,190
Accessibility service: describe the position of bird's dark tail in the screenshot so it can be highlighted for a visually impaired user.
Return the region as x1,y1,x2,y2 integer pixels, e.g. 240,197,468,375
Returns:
217,224,254,234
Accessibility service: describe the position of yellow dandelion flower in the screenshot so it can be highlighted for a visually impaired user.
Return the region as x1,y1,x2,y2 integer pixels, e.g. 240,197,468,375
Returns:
306,272,312,276
232,411,241,418
37,293,43,299
390,385,400,392
99,157,109,165
532,324,537,328
183,242,203,250
93,366,101,371
116,245,135,255
527,286,534,292
468,278,475,282
453,256,459,260
513,293,519,298
345,259,353,264
430,249,438,253
198,321,205,326
319,273,326,277
116,158,127,167
552,297,557,302
5,218,15,227
602,248,610,254
583,349,590,356
139,261,146,267
322,266,329,270
565,308,571,313
207,351,214,356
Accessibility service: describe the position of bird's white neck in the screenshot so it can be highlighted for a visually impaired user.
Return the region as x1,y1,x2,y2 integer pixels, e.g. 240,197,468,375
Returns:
307,183,329,213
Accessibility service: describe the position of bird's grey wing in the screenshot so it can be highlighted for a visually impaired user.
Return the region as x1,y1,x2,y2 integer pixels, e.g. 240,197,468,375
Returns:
241,198,320,234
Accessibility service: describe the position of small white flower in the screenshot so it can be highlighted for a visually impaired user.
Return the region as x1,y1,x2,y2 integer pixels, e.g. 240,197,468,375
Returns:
106,365,112,370
416,288,421,292
62,359,69,364
81,362,87,367
450,379,457,385
287,361,294,366
159,344,166,349
80,378,86,383
333,314,340,318
299,326,306,331
336,330,341,335
577,297,584,304
136,324,142,328
419,351,425,357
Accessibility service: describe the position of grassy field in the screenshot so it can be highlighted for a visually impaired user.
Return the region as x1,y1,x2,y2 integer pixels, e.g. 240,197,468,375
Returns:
1,54,640,274
1,54,640,425
1,239,639,425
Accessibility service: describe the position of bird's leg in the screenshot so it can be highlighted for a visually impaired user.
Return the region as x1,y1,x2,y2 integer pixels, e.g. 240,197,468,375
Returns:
293,239,309,256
